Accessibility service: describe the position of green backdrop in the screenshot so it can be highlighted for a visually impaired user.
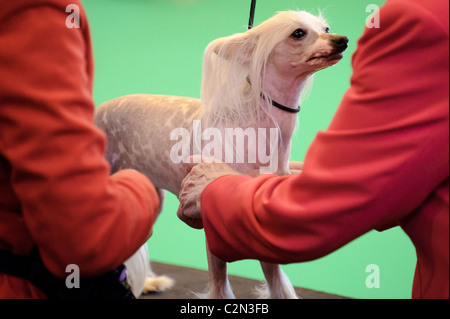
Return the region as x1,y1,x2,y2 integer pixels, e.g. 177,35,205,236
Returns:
83,0,416,299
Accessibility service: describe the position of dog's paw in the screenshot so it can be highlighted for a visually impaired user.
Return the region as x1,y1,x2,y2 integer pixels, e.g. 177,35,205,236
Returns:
253,282,301,299
193,284,236,299
142,276,175,294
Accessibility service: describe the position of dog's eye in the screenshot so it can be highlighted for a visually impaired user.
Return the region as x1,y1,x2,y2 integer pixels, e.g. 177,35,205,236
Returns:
325,27,330,33
291,29,306,39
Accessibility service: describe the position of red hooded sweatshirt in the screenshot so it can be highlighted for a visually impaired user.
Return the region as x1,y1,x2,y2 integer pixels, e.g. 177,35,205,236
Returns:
0,0,159,298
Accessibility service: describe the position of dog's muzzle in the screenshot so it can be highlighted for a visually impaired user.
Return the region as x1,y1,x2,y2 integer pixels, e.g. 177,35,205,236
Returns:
307,35,349,62
330,35,349,53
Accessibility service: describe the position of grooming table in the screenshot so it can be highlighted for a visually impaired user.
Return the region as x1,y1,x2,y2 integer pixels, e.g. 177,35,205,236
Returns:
140,262,349,299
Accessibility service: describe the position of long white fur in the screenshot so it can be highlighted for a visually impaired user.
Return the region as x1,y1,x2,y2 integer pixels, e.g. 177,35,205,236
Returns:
201,11,319,129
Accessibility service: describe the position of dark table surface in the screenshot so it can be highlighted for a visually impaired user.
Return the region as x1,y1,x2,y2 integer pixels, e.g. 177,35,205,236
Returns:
140,262,350,299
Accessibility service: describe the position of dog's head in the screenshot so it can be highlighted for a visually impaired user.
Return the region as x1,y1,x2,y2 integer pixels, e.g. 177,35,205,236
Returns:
201,11,348,126
269,11,348,74
208,11,348,74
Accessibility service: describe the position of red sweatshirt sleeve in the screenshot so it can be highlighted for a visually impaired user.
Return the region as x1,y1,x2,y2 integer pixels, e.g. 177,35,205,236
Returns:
0,1,159,277
202,0,449,265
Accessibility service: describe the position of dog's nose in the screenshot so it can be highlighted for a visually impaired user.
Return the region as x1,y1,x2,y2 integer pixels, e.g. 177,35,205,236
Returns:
332,36,349,51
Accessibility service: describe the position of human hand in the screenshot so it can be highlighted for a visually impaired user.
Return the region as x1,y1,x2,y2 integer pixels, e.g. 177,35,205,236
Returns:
177,156,242,229
289,161,304,175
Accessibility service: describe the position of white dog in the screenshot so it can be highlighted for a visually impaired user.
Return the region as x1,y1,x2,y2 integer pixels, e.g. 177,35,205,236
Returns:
95,10,348,299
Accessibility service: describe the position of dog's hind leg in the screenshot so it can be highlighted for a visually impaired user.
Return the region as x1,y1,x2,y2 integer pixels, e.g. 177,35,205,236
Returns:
195,242,235,299
256,262,299,299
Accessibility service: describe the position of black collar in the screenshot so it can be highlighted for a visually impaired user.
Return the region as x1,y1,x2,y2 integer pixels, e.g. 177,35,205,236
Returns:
271,99,301,113
256,87,302,113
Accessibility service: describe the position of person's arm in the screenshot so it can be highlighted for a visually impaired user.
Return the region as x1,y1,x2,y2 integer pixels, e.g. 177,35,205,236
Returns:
201,0,449,263
0,1,159,277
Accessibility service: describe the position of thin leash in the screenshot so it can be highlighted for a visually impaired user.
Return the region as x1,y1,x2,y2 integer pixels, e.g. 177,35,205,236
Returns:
247,0,301,113
248,0,257,30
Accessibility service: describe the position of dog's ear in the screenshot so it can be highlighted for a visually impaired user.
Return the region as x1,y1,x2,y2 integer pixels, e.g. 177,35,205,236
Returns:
210,32,258,63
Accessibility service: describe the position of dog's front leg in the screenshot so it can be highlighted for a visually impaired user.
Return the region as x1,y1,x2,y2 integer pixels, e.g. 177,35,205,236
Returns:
257,262,299,299
197,241,235,299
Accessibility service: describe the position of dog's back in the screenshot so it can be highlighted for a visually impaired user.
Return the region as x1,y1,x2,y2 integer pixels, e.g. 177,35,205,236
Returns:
95,94,201,195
